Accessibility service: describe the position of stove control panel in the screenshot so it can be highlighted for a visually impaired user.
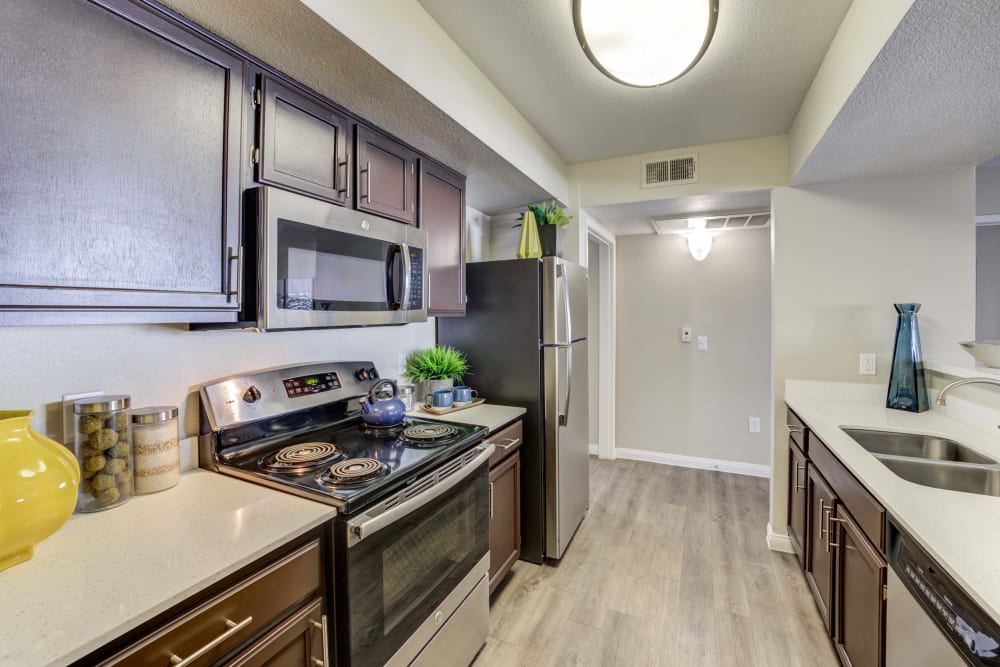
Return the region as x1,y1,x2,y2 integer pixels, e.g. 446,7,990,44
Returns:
283,372,342,398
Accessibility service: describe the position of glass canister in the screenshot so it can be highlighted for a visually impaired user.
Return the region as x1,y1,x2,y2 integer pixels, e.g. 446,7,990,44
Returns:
131,406,180,494
398,384,416,411
73,395,132,512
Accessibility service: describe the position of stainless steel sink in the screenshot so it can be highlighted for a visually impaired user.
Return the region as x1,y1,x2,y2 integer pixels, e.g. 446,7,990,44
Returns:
841,428,997,465
877,457,1000,497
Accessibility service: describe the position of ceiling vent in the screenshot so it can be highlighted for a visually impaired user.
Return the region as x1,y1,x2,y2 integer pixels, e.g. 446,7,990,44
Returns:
641,154,698,188
651,211,770,235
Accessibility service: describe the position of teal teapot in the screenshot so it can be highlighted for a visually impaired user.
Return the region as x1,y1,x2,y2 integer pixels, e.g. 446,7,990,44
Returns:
359,379,407,427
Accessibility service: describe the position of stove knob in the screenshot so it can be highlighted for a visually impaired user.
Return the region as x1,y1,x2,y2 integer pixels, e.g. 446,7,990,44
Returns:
368,367,379,380
355,368,369,381
242,386,262,403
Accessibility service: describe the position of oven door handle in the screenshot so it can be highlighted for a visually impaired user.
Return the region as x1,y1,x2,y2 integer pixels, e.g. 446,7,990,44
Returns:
347,444,494,547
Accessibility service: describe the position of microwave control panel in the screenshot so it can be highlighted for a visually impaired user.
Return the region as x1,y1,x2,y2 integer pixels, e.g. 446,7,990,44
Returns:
408,248,424,310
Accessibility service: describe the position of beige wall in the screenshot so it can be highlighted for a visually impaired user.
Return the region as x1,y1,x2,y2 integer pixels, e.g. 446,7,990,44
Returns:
977,167,1000,215
770,168,977,533
588,240,601,446
466,206,491,262
2,322,435,442
616,228,772,466
978,225,1000,340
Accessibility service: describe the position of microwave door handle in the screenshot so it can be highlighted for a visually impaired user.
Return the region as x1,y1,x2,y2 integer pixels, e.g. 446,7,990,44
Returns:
399,243,412,310
346,444,495,547
386,244,401,310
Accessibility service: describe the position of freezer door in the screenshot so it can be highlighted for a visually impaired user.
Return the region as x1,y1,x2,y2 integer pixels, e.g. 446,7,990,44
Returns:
543,338,589,559
542,257,588,345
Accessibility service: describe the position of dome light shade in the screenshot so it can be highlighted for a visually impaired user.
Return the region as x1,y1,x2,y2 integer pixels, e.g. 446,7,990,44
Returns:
573,0,718,87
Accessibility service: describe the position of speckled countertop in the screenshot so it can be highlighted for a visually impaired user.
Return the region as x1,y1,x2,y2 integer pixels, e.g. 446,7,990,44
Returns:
408,403,525,433
785,380,1000,624
0,471,336,667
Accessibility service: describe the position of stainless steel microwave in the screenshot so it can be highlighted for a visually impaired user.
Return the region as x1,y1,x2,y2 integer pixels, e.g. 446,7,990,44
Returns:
236,186,427,331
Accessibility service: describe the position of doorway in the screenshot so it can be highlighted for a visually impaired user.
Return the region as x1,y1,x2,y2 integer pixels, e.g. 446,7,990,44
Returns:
586,213,616,460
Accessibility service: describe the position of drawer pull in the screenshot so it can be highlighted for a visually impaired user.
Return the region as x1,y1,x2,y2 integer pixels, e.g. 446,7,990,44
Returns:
495,437,521,452
489,481,494,519
794,462,806,490
168,616,253,666
785,424,805,434
309,614,330,667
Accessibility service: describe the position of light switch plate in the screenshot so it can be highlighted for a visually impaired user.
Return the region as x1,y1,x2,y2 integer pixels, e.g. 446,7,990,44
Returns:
397,352,408,378
697,336,708,351
748,417,761,433
681,327,692,343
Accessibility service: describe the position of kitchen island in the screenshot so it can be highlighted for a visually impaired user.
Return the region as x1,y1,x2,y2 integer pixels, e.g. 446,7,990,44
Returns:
0,471,335,667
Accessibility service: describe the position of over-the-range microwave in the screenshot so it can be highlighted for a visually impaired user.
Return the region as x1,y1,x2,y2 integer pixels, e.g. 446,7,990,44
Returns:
202,186,428,331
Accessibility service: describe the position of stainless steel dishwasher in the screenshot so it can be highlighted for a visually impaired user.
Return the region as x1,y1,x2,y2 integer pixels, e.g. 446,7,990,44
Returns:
887,519,1000,666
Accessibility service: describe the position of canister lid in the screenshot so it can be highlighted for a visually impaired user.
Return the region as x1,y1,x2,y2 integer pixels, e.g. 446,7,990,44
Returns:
74,395,131,414
397,384,415,395
131,406,179,425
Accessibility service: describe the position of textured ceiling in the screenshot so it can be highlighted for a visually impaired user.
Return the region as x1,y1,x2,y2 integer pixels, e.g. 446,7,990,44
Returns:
588,189,772,236
794,0,1000,185
157,0,551,213
417,0,852,164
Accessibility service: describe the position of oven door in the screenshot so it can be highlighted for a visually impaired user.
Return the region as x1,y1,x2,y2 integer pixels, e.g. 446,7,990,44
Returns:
258,186,426,330
339,445,493,667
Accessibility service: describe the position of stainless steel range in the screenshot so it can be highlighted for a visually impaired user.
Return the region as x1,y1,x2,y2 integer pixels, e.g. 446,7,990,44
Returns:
198,361,493,667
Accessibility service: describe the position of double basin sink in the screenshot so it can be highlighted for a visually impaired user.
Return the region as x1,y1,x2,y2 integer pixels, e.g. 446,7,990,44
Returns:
841,428,1000,497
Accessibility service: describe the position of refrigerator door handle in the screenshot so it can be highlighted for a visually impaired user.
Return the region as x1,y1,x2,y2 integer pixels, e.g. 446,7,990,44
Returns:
560,263,573,344
560,343,572,426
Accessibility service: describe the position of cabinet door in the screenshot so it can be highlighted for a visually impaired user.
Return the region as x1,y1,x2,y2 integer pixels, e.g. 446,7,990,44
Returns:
805,465,836,633
228,598,328,667
258,74,351,206
834,509,886,667
489,451,521,593
419,159,467,316
787,441,808,567
356,124,418,224
0,0,244,324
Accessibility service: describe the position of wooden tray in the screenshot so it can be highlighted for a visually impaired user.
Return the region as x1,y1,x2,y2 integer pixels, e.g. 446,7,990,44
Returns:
418,397,486,415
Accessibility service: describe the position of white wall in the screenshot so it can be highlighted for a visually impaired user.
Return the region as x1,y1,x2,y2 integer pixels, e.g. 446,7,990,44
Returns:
978,225,1000,340
770,168,977,533
466,206,491,262
587,239,601,446
615,228,772,467
1,322,435,442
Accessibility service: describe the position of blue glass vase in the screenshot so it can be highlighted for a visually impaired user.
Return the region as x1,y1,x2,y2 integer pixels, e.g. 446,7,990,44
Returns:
886,303,929,412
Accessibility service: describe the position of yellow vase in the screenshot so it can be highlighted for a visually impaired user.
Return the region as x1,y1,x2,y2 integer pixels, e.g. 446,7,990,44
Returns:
0,410,80,572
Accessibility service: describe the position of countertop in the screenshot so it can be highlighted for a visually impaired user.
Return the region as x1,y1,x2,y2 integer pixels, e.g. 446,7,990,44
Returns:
0,471,336,667
408,403,526,433
785,380,1000,624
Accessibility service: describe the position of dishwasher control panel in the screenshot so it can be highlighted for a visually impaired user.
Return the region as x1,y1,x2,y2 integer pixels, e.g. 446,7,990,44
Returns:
889,520,1000,664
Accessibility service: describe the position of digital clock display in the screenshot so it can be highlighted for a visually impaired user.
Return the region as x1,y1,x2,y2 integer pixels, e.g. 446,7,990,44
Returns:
282,372,341,398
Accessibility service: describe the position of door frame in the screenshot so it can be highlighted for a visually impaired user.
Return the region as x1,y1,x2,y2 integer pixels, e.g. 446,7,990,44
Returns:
586,212,616,460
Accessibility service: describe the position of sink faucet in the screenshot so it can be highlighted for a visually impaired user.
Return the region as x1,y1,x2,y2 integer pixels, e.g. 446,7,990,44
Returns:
935,377,1000,406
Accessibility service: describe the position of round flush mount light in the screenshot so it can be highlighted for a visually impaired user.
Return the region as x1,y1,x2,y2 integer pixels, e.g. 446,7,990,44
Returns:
573,0,719,88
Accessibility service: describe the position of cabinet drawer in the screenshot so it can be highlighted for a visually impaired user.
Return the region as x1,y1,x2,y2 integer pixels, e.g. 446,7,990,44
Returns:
101,539,323,666
786,408,809,452
487,419,523,467
811,437,886,551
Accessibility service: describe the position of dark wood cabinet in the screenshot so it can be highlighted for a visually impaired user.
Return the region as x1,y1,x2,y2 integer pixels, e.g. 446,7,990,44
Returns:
833,509,886,667
0,0,245,324
487,420,523,593
229,597,327,667
257,74,352,206
805,464,837,633
355,124,418,224
419,158,467,316
788,440,808,566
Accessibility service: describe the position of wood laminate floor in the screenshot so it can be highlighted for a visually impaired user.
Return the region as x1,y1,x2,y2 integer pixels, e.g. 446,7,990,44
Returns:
474,458,839,667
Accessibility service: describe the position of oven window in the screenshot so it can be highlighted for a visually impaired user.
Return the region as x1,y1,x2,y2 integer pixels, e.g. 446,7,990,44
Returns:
276,218,396,311
345,465,489,667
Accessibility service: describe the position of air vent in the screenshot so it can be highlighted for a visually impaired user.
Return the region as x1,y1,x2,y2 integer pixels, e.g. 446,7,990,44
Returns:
641,154,698,188
651,211,770,235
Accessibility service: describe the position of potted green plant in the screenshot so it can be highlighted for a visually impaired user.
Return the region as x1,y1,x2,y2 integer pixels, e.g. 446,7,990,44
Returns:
403,345,470,399
518,201,573,257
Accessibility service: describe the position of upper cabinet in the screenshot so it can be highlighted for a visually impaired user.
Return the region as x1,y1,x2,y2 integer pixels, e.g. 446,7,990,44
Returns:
0,0,244,324
256,74,352,207
355,124,418,225
419,159,467,317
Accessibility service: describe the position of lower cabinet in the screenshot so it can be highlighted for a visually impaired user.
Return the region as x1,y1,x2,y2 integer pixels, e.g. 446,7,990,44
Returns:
786,407,887,667
89,532,330,667
487,419,523,593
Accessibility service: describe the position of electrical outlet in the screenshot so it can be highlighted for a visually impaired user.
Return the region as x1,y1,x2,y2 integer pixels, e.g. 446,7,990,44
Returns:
697,336,708,351
859,353,877,376
748,417,761,433
397,352,408,377
681,326,692,343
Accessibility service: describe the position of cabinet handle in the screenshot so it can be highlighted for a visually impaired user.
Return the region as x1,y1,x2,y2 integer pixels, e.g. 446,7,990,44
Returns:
489,481,494,519
785,424,805,434
818,499,827,537
338,152,351,199
828,515,846,550
227,246,243,305
361,161,372,202
823,506,833,552
495,437,521,452
795,462,806,490
168,616,253,666
310,614,330,667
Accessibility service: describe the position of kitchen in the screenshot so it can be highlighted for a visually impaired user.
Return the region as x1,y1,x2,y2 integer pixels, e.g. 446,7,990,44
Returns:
2,0,1000,666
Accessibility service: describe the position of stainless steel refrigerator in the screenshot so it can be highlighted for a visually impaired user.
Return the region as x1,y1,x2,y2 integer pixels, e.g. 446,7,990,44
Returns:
437,257,589,562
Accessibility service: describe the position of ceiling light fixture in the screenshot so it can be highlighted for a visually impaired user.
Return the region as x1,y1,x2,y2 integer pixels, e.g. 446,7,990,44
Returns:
685,218,712,261
573,0,719,88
